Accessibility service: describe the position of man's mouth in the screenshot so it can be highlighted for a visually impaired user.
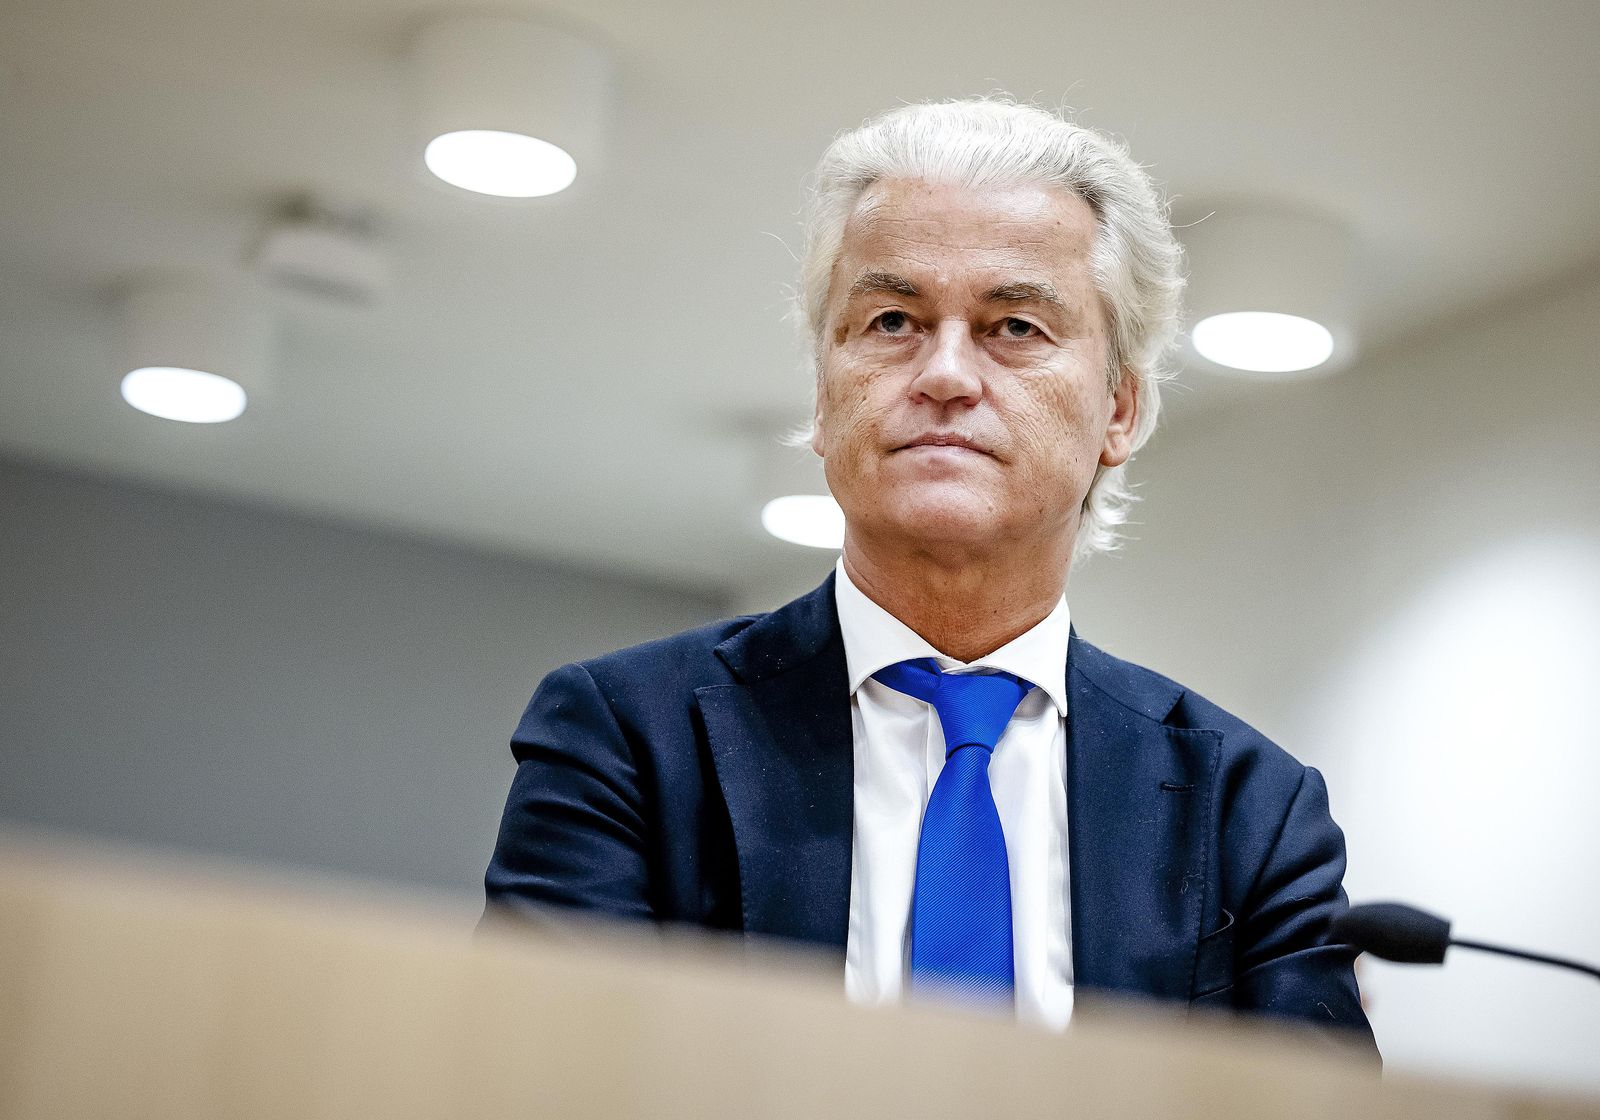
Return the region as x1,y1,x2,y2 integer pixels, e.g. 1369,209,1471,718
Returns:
894,434,992,455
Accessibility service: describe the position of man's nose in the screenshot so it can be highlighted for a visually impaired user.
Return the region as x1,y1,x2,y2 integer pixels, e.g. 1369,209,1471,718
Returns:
907,320,984,407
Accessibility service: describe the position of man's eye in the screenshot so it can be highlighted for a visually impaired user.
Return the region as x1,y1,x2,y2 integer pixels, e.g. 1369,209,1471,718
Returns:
1000,317,1039,338
872,310,911,334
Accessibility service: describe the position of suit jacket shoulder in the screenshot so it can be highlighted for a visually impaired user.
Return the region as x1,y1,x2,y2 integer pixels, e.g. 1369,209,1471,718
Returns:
1069,634,1306,784
524,613,756,741
494,578,849,938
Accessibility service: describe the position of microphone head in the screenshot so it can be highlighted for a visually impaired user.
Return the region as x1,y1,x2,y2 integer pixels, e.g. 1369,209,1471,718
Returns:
1330,902,1452,965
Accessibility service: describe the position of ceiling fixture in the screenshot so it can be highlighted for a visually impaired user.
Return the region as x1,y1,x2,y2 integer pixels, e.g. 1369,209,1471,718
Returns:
1191,311,1334,374
253,195,390,305
761,494,845,550
410,15,610,199
120,367,247,425
746,428,844,550
119,276,270,424
1183,203,1358,377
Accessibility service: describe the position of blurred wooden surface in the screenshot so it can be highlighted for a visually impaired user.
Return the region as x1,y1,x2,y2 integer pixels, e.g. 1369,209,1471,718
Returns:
1,835,1595,1120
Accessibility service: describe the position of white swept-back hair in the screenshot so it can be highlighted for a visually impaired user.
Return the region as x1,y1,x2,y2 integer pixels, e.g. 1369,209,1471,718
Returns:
795,97,1185,563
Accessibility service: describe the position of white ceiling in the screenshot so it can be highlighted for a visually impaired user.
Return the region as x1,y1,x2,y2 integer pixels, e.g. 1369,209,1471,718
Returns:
3,0,1598,593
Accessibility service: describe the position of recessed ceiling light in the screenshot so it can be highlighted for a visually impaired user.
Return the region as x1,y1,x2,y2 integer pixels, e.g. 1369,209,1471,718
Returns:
120,367,247,424
761,495,844,550
1182,204,1357,377
410,16,609,202
1191,311,1335,374
120,276,269,423
423,130,578,198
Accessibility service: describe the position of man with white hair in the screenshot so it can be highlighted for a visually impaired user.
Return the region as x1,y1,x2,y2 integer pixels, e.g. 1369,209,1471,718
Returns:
486,98,1376,1054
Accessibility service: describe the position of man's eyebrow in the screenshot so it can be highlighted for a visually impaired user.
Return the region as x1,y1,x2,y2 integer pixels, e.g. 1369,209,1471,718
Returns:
847,271,920,300
845,272,1071,313
984,280,1067,309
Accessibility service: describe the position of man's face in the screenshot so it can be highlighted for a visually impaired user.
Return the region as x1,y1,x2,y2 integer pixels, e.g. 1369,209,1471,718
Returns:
812,177,1138,562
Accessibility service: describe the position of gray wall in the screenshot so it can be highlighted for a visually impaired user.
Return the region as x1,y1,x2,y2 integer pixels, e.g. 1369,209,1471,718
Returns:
0,459,726,907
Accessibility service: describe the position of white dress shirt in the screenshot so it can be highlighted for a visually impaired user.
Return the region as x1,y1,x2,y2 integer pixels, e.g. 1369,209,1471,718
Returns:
836,558,1074,1029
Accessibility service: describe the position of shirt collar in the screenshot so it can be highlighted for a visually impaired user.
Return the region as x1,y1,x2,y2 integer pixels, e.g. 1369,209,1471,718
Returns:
833,557,1071,718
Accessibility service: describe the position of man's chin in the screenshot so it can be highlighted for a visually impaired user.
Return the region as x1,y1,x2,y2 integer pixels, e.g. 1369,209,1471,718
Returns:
851,495,1013,551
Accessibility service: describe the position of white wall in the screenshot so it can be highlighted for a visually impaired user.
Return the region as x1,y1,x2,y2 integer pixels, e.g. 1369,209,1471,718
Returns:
1069,267,1600,1092
0,460,726,916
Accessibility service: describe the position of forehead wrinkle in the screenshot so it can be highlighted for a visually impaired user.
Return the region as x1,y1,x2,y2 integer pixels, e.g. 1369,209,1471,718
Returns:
844,219,1092,284
856,186,1096,244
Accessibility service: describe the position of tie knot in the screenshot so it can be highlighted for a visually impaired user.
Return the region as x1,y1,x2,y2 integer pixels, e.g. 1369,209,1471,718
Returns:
871,658,1034,756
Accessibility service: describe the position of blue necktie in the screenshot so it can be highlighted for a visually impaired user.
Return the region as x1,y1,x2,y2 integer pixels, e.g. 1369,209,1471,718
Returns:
871,657,1035,1002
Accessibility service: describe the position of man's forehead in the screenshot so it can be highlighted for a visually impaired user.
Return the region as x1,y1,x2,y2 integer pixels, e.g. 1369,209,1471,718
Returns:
835,177,1098,294
847,177,1096,240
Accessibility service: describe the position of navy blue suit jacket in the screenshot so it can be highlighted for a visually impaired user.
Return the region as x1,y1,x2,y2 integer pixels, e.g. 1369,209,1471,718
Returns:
486,574,1376,1056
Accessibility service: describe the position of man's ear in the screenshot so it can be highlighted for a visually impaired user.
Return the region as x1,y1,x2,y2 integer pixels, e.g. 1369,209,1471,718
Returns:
810,390,827,458
1099,365,1139,468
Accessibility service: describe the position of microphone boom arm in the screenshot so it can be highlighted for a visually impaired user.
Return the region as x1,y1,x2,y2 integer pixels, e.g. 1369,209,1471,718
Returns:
1449,937,1600,982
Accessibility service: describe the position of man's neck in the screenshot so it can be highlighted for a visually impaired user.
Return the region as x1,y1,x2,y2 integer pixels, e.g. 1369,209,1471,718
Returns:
840,540,1070,664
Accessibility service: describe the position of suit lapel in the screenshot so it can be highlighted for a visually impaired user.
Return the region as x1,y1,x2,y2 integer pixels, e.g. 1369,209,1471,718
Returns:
1066,634,1221,1000
697,575,854,953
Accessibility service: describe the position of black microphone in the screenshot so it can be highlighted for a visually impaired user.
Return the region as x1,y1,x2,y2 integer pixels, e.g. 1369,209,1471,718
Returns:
1331,902,1600,981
